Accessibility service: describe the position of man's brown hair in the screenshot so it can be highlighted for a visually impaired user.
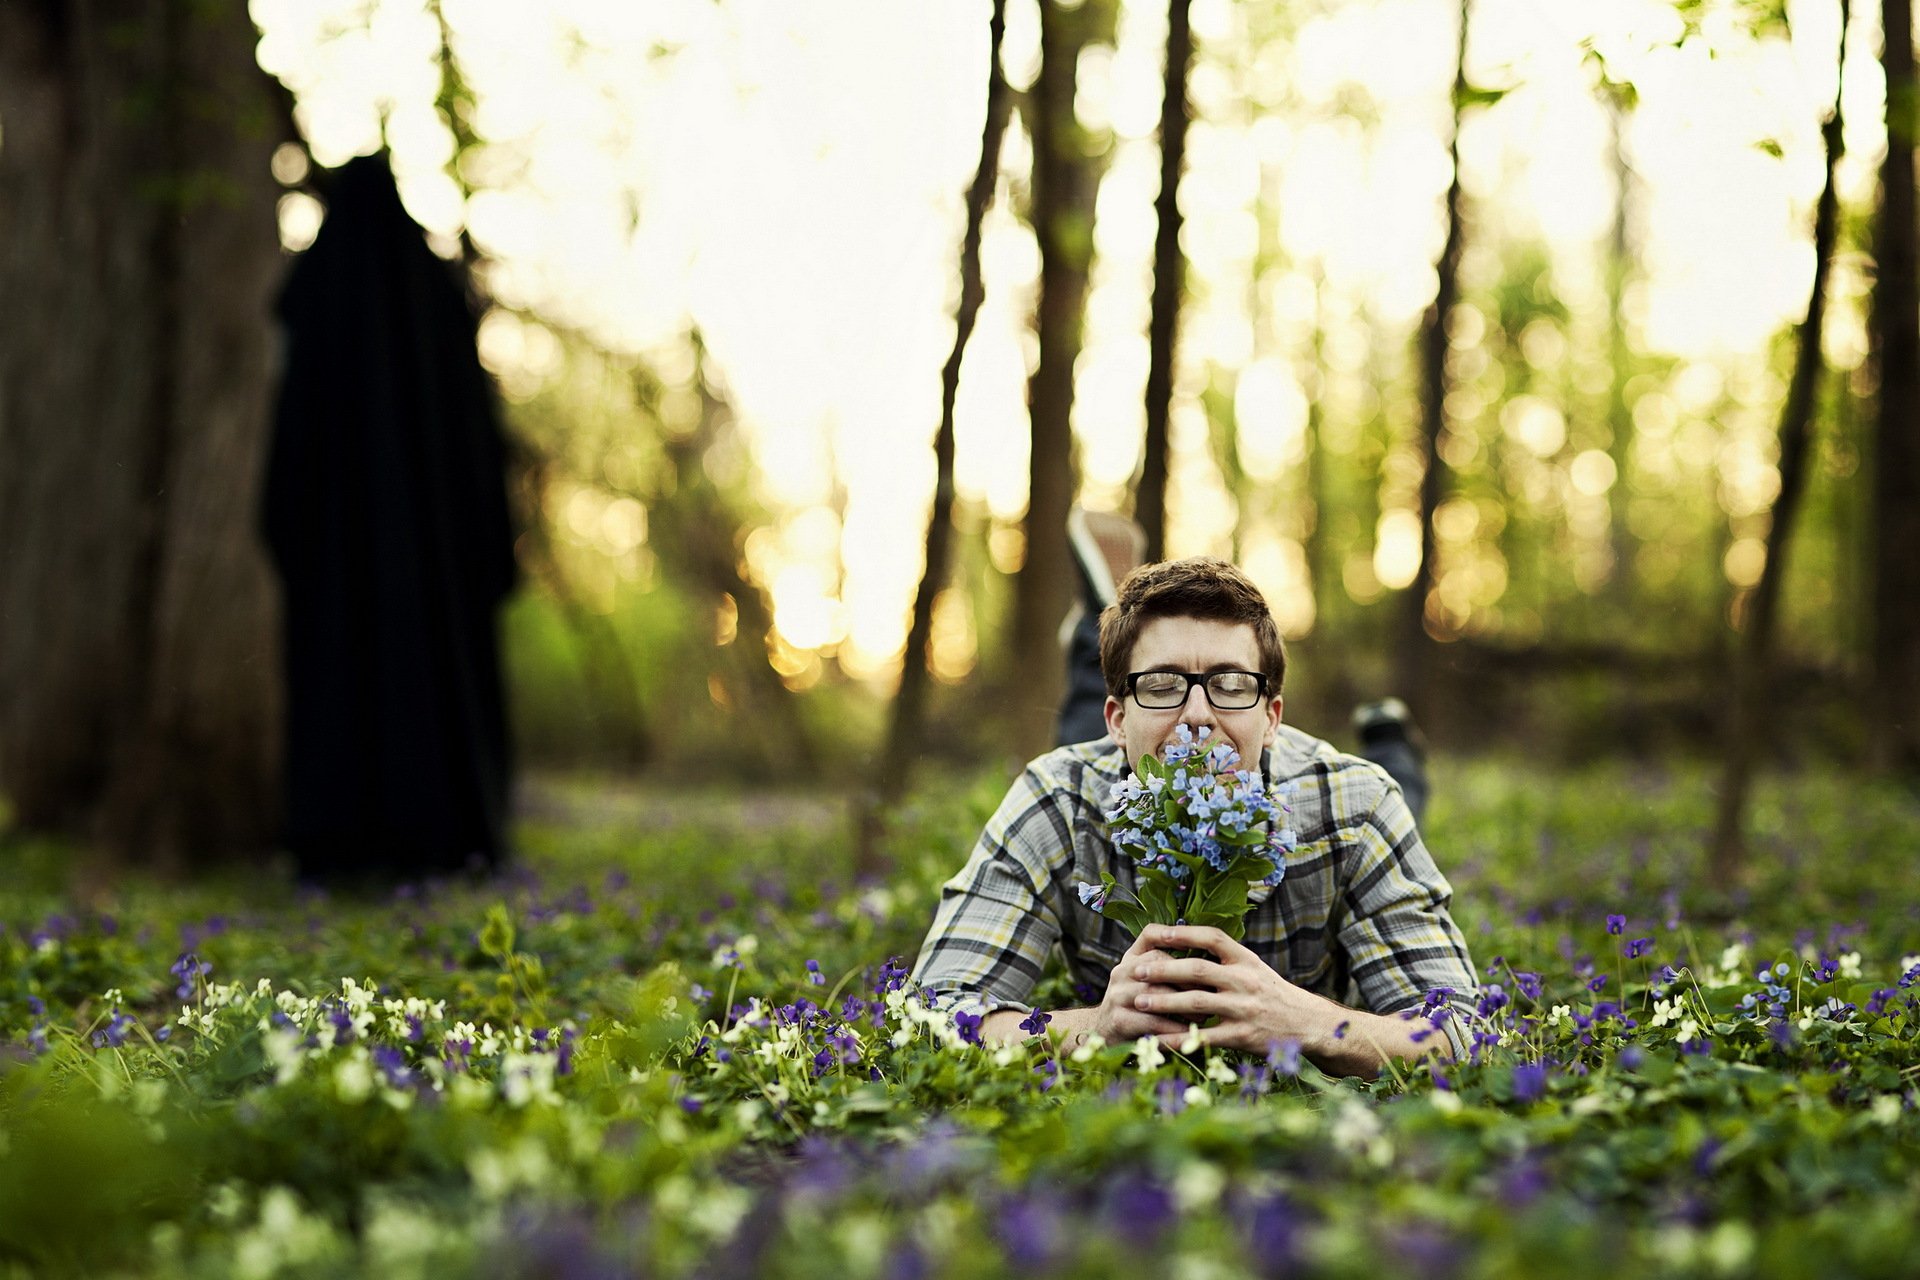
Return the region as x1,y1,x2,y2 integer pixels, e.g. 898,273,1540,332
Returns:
1097,557,1286,699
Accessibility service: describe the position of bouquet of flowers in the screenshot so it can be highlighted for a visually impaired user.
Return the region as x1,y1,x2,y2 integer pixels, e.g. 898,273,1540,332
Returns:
1077,724,1296,941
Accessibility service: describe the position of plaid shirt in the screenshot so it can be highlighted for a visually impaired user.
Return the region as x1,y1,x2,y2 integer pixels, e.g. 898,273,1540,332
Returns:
911,725,1479,1057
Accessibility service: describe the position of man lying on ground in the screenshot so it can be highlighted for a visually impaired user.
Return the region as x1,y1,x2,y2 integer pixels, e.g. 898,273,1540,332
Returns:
911,556,1478,1077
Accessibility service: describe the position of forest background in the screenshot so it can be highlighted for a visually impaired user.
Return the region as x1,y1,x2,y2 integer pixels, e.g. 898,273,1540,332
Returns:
1,0,1917,887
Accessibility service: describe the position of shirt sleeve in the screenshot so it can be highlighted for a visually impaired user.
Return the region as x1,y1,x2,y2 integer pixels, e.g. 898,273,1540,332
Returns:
909,765,1079,1022
1333,779,1480,1059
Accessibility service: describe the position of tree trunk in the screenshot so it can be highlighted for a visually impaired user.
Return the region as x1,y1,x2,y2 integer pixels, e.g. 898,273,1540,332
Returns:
876,0,1011,811
1008,0,1112,757
1396,0,1471,711
1871,0,1920,778
1302,278,1333,634
1708,0,1850,888
646,358,818,778
0,2,285,864
1604,90,1639,608
1136,0,1193,565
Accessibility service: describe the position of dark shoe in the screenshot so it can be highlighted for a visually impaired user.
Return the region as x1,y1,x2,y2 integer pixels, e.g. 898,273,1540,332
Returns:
1352,697,1427,758
1067,506,1146,610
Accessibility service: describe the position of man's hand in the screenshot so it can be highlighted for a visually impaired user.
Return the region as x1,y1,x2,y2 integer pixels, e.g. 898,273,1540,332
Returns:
977,930,1194,1048
1124,923,1326,1054
1124,923,1445,1076
1090,928,1200,1043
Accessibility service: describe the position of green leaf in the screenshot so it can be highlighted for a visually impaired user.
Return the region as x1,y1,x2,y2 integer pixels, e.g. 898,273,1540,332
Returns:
478,902,515,960
1100,897,1152,938
1135,871,1181,925
1456,81,1512,111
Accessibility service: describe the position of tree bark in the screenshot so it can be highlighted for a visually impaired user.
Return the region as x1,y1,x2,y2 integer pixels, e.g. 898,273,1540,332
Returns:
1136,0,1193,565
877,0,1011,809
1008,0,1112,757
1709,0,1850,888
1396,0,1471,712
1604,89,1639,609
1871,0,1920,778
647,356,818,778
0,1,285,863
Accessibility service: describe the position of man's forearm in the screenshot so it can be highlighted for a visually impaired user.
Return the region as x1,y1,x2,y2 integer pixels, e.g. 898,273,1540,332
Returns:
984,999,1444,1078
980,1006,1105,1048
1305,1005,1446,1079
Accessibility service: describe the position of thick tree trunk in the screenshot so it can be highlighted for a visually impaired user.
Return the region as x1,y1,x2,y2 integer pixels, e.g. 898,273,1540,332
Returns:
0,2,285,862
876,0,1011,811
1136,0,1193,565
1871,0,1920,778
1007,0,1111,757
1396,0,1471,712
1709,0,1849,888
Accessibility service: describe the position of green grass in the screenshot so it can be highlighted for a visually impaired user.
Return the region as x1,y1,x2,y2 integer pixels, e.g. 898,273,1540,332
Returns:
2,759,1918,1278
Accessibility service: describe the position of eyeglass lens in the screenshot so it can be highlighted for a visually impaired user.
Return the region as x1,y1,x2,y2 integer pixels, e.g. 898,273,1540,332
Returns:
1131,671,1263,709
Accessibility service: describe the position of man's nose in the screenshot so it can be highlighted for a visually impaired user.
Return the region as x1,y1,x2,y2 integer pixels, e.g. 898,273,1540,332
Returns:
1183,679,1218,721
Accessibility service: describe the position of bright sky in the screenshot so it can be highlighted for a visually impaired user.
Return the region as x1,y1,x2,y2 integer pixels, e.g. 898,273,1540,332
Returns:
251,0,1880,679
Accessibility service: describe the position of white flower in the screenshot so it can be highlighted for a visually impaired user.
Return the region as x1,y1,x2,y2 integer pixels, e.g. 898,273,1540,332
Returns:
1132,1037,1166,1073
1070,1034,1106,1063
1205,1055,1238,1086
1329,1099,1383,1156
1719,942,1747,974
1650,998,1678,1028
499,1052,558,1107
1549,1004,1572,1027
263,1027,307,1085
1838,952,1863,980
1172,1161,1224,1210
1674,1017,1700,1043
1179,1024,1203,1054
334,1051,374,1103
1871,1094,1904,1126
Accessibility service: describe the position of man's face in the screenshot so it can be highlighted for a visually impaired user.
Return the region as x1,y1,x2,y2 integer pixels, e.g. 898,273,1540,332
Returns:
1102,614,1283,773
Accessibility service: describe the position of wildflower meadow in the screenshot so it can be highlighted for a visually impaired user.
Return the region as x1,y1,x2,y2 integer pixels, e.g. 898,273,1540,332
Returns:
4,760,1920,1279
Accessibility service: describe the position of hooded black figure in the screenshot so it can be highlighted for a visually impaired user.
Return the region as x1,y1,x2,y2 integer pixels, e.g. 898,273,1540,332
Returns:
264,154,516,880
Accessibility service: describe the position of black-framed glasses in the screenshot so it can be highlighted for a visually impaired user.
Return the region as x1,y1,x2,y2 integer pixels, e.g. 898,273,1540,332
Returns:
1125,669,1268,710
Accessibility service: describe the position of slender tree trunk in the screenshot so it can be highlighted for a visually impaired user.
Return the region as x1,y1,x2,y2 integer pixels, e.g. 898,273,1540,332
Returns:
1871,0,1920,778
1302,277,1333,633
876,0,1011,811
1604,92,1639,607
1136,0,1194,564
0,2,285,864
1008,0,1111,757
1709,0,1850,887
1396,0,1471,710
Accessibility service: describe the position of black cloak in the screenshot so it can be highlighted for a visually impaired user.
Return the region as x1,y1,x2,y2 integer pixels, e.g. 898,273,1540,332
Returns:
263,153,516,881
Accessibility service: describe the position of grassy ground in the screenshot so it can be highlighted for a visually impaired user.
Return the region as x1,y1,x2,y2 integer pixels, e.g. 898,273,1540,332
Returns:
2,757,1919,1278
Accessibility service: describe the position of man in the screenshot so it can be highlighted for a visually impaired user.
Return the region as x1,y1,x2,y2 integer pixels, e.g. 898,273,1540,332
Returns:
911,556,1478,1076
